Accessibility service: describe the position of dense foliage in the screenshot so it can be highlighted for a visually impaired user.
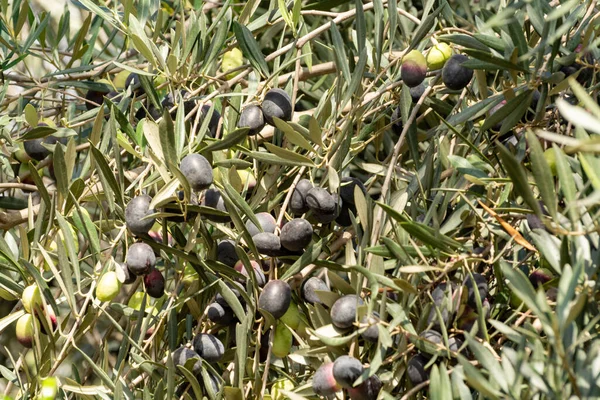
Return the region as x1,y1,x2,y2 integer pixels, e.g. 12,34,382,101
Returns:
1,0,600,398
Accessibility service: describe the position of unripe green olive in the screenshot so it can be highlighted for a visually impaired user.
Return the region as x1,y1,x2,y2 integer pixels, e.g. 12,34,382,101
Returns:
543,149,557,176
272,323,293,358
48,225,79,255
426,43,452,70
96,271,122,302
22,284,42,314
16,313,37,348
279,300,301,330
182,264,198,288
113,70,130,89
40,377,59,400
127,292,160,315
221,48,244,80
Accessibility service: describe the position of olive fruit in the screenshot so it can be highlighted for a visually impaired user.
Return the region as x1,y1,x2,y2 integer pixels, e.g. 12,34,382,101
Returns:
463,273,488,308
330,294,364,329
306,187,336,215
202,188,230,222
215,281,245,309
258,280,291,319
23,136,62,161
526,214,544,231
180,154,213,191
427,282,452,328
332,355,364,388
37,307,58,336
173,346,202,375
348,374,383,400
125,195,156,236
245,212,277,237
335,204,354,227
290,179,313,214
201,372,221,396
529,269,553,288
22,284,42,314
317,194,342,223
16,314,37,348
217,240,239,268
407,354,430,385
126,242,156,276
193,333,225,362
391,106,403,135
200,105,222,138
271,379,294,400
253,232,282,257
182,99,198,116
401,50,427,88
339,177,367,206
234,260,267,287
560,52,594,85
259,329,272,362
125,73,144,96
115,262,136,284
207,302,236,325
442,54,473,91
488,99,507,132
448,335,466,354
221,48,244,79
280,218,313,251
279,300,301,330
166,191,199,223
85,88,110,111
360,314,380,343
301,277,329,305
524,90,542,122
160,92,177,117
426,42,452,70
272,323,293,358
409,83,426,103
262,88,293,125
238,105,265,135
135,101,162,121
237,169,257,191
307,187,341,223
144,269,165,298
420,329,443,344
105,91,120,104
313,362,341,396
96,271,122,302
418,330,443,357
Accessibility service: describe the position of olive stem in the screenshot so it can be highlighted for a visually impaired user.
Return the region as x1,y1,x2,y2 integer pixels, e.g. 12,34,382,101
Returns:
259,328,276,396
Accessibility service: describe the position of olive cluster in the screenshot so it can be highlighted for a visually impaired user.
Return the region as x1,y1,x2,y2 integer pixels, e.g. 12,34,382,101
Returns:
171,333,225,395
400,46,474,92
407,273,489,387
237,88,293,135
313,356,382,399
115,153,216,300
89,114,376,394
85,73,223,137
14,285,57,348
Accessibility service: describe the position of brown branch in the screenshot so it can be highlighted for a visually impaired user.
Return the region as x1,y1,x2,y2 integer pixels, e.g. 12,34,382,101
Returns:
0,204,40,230
0,183,39,191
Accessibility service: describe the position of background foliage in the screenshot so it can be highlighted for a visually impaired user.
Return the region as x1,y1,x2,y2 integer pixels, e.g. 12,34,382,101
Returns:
0,0,600,398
